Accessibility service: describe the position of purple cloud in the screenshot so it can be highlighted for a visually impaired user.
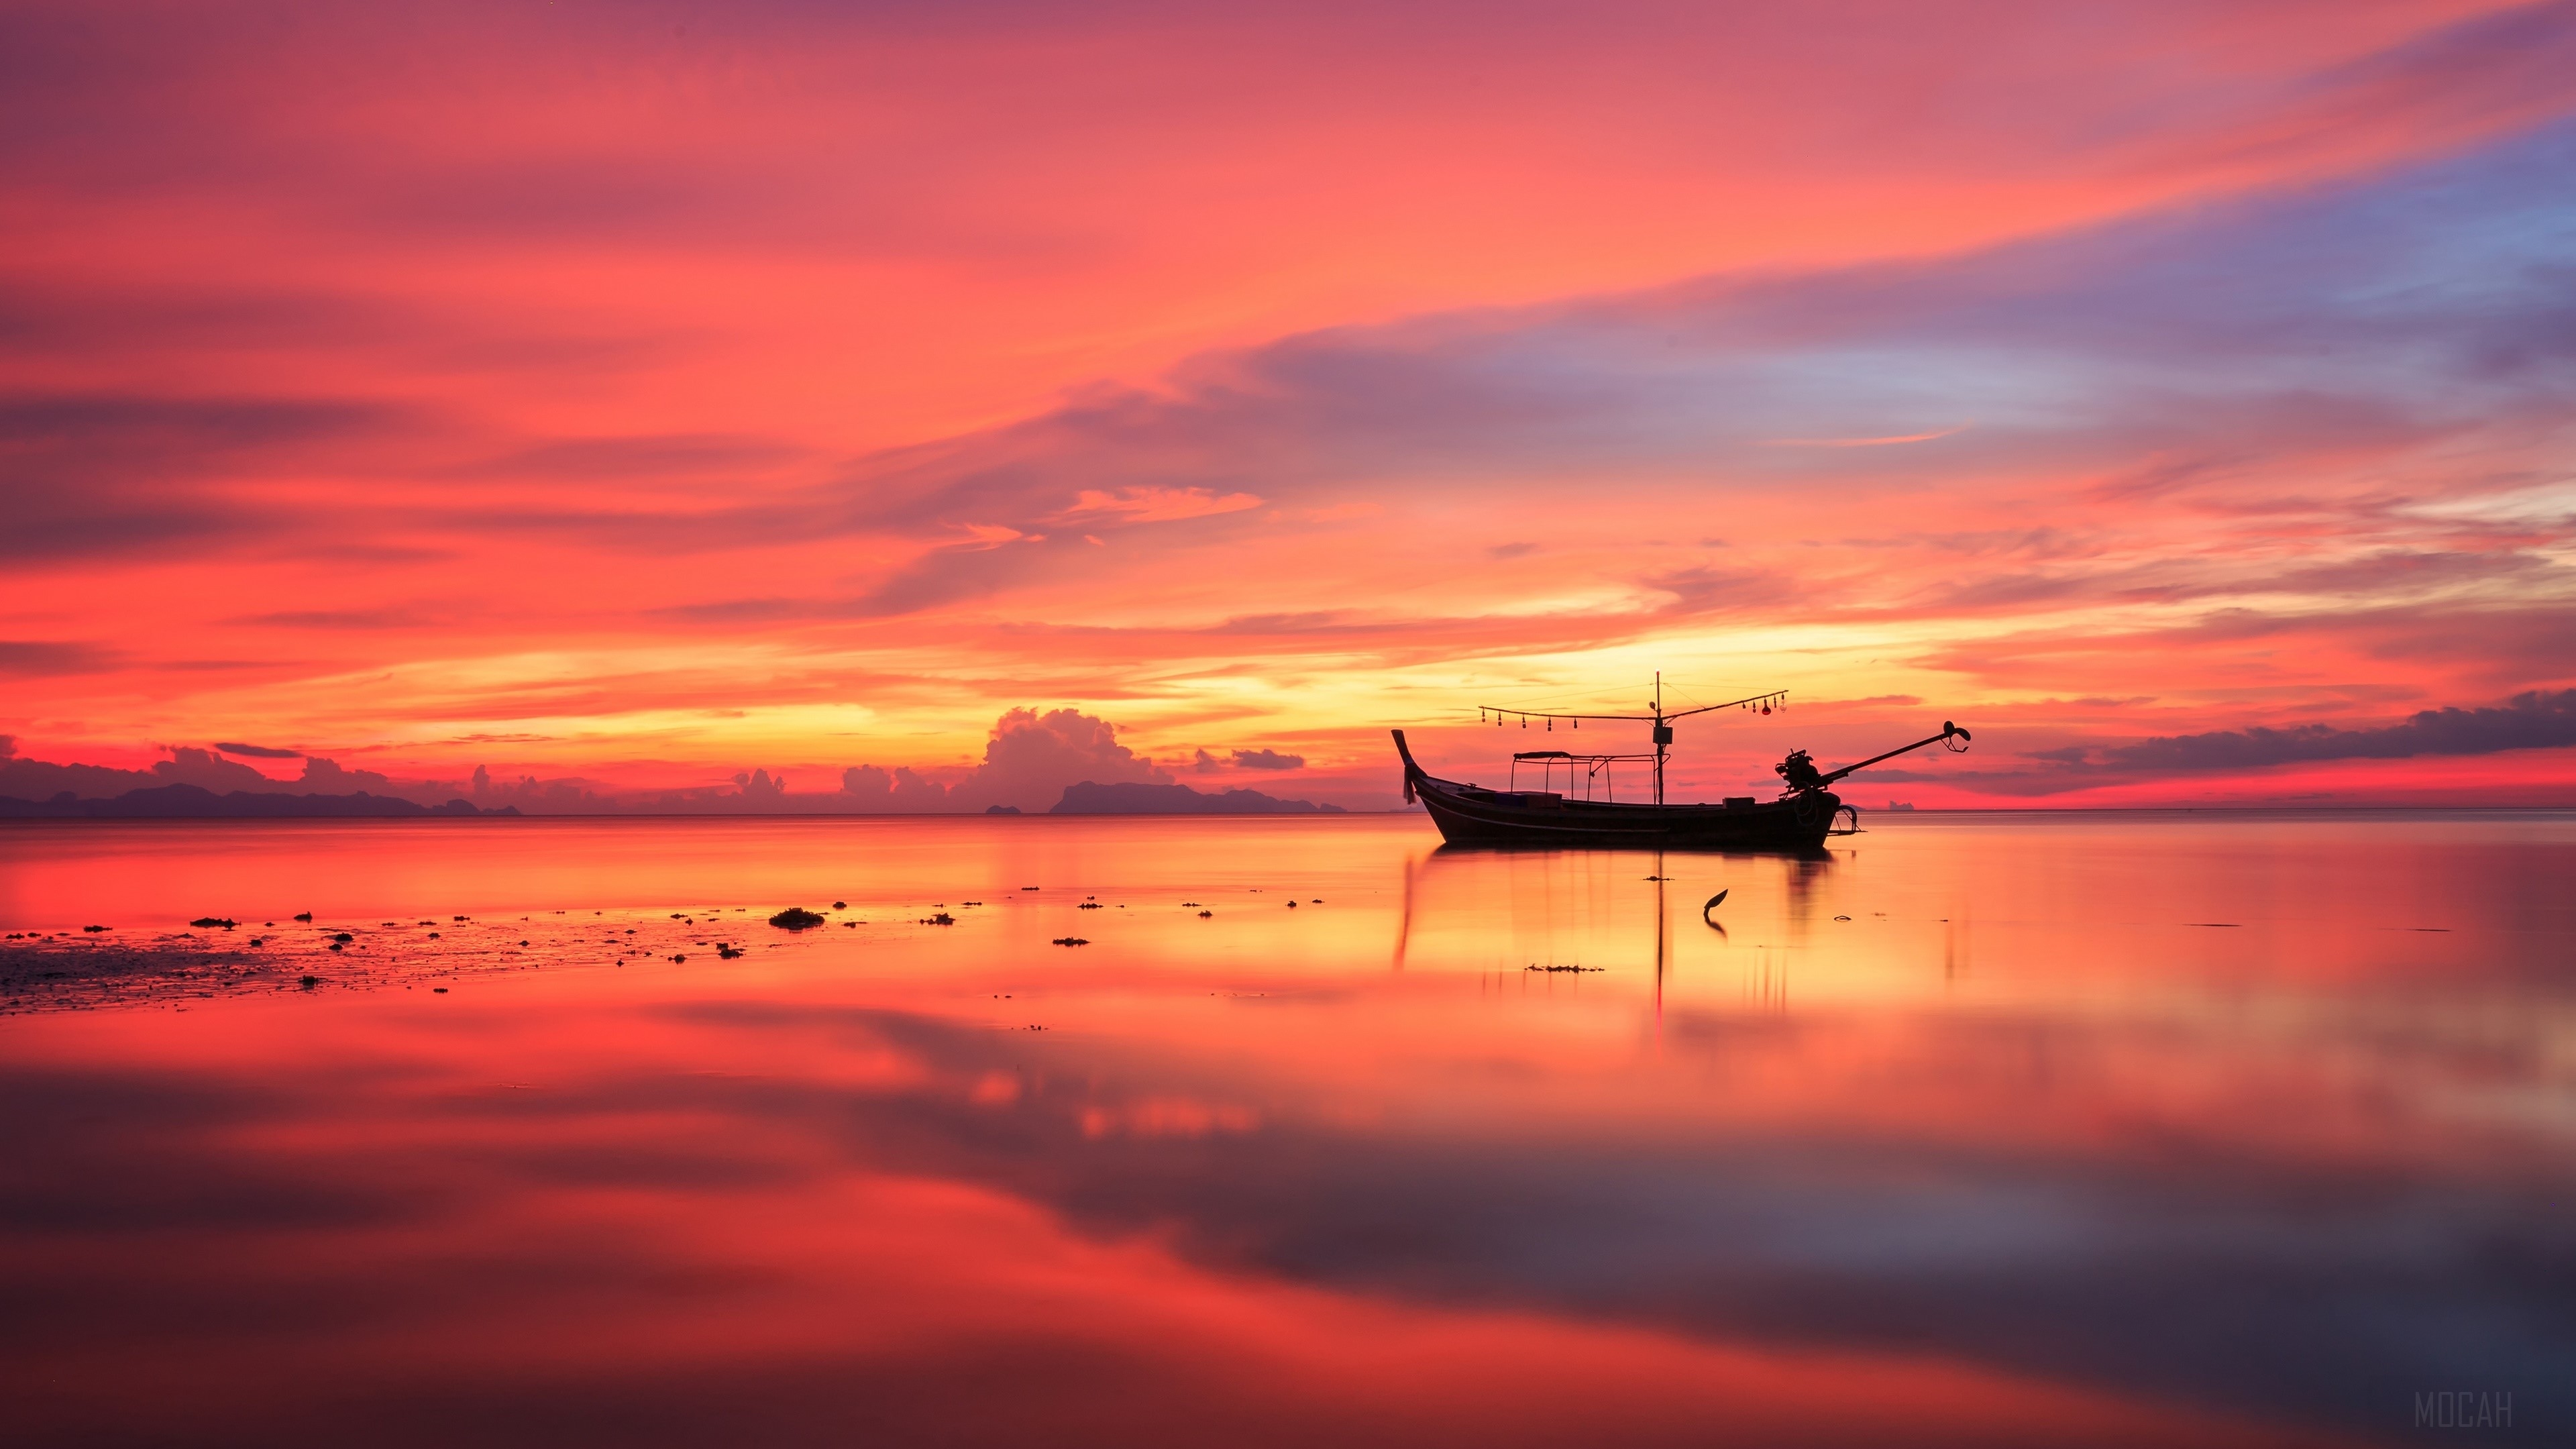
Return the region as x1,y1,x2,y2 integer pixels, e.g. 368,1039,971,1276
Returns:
215,741,302,759
2090,690,2576,771
1229,749,1303,771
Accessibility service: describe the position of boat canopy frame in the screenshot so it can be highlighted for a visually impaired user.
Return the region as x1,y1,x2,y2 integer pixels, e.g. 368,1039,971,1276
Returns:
1507,749,1658,802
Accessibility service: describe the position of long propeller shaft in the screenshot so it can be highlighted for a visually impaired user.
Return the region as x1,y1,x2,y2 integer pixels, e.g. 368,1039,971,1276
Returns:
1819,721,1971,786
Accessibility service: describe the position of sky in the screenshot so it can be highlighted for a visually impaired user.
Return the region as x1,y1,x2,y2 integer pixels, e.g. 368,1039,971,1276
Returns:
4,0,2574,810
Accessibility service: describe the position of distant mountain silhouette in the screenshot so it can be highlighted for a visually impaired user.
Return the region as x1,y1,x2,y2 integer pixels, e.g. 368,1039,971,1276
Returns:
0,785,519,818
1049,781,1344,815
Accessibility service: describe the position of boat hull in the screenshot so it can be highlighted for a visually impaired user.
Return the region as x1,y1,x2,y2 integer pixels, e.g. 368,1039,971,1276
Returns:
1393,731,1842,851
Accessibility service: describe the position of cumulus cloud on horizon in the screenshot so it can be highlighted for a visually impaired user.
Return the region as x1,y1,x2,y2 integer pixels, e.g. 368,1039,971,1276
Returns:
843,707,1171,812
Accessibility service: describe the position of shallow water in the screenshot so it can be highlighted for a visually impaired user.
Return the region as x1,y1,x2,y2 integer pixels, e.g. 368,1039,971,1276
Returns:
1,812,2569,1446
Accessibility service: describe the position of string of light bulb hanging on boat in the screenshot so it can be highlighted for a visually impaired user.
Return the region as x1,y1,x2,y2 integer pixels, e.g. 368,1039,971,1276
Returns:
1476,689,1788,729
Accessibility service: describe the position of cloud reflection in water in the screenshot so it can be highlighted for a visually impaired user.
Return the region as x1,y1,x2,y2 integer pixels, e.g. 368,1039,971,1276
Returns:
1,814,2569,1445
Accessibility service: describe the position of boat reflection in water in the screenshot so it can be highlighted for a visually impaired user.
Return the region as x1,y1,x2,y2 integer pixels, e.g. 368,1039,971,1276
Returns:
1,812,2570,1446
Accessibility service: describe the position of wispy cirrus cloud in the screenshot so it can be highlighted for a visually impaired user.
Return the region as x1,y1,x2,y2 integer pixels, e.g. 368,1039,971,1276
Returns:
1064,486,1263,523
0,640,123,677
1765,423,1974,448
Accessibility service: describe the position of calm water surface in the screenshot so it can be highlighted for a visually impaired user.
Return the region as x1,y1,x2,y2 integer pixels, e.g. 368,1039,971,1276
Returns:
1,812,2569,1446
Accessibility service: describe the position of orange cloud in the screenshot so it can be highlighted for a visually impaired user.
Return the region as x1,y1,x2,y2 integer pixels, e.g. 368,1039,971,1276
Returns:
1065,486,1264,523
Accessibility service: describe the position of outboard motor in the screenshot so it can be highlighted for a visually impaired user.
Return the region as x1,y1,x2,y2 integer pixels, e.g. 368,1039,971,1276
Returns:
1774,749,1827,792
1778,722,1971,800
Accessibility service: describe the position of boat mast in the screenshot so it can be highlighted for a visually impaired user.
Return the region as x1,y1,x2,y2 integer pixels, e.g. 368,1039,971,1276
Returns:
1653,672,1667,805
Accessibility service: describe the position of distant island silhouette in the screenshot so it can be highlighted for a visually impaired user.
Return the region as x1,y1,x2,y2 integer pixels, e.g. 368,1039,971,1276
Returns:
0,710,1397,816
0,782,1350,818
1050,782,1345,815
0,786,520,819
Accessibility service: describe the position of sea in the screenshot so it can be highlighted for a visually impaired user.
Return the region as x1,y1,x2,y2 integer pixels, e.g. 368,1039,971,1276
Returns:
2,811,2569,1446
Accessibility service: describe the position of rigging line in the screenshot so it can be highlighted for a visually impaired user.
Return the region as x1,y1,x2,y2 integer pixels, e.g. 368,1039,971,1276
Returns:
1481,688,1664,714
1483,681,1789,715
1661,680,1774,714
1485,674,1756,714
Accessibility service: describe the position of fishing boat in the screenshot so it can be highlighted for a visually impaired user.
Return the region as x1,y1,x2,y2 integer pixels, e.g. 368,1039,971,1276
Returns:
1391,675,1970,850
